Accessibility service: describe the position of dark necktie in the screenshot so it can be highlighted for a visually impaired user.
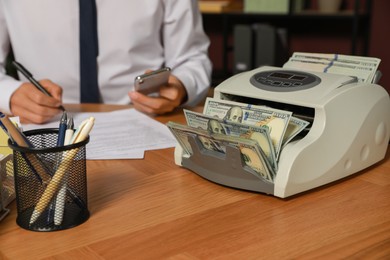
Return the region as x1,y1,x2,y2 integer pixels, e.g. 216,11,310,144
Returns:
79,0,100,103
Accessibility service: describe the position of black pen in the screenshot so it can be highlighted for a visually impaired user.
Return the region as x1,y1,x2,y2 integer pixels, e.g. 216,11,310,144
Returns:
12,61,65,111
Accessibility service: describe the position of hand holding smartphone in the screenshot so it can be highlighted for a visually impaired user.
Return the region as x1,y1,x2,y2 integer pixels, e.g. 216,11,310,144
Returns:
134,67,171,95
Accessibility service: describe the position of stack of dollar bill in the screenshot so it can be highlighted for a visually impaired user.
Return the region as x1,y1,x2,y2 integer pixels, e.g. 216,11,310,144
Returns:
283,52,381,83
167,97,310,183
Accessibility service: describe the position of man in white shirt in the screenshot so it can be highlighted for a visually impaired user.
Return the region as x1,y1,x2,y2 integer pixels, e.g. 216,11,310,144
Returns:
0,0,212,124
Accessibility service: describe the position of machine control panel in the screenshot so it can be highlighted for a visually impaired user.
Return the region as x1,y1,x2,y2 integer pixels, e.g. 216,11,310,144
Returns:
250,70,321,92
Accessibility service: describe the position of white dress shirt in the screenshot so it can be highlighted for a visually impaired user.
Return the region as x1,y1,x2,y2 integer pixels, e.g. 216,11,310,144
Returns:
0,0,212,114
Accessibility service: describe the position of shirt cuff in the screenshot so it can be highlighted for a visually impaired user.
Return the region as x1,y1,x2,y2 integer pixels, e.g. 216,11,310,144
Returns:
173,70,210,107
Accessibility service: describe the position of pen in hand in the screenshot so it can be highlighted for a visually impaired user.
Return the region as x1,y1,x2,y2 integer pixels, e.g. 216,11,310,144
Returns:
12,61,66,111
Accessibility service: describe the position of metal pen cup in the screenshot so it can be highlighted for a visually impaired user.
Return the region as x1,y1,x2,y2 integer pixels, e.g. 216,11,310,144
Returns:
9,129,89,232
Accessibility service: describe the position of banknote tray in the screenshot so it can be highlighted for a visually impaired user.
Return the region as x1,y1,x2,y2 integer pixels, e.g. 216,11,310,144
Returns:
180,135,274,194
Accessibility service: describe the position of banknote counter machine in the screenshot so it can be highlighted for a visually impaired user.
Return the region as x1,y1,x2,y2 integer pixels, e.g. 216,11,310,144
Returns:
174,66,390,198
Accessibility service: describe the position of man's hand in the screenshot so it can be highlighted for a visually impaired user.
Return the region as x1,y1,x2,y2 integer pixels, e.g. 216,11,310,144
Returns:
128,74,187,115
10,79,63,124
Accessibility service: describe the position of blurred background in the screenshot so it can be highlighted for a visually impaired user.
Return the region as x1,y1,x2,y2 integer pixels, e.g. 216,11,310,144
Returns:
200,0,389,93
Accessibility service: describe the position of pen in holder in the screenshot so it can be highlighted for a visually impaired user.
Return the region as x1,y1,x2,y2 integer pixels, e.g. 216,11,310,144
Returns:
9,128,90,232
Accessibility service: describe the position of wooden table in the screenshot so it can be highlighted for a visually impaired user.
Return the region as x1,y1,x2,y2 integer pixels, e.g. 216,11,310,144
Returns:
1,104,389,259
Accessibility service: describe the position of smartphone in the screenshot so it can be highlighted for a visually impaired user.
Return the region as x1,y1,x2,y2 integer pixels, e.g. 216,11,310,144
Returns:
134,67,171,95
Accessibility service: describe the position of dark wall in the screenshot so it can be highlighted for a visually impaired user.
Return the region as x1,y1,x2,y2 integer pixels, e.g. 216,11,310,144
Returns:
204,0,390,94
369,0,390,93
290,0,390,93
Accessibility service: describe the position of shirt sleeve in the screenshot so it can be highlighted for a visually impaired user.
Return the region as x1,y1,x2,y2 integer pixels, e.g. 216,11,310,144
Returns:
0,4,22,115
162,0,212,107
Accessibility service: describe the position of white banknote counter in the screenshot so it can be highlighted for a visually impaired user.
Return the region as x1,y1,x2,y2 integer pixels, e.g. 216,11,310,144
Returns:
175,66,390,198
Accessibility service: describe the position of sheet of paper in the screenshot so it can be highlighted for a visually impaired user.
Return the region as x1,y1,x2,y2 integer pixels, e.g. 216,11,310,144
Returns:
23,108,178,160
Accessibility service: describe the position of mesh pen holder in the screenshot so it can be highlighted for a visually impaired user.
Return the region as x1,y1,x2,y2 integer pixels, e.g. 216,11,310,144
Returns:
8,128,90,232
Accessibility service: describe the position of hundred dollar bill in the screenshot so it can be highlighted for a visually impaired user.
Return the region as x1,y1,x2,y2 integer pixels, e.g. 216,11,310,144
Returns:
291,52,381,69
213,133,274,182
282,116,310,148
183,109,277,171
284,52,381,83
167,121,224,155
167,121,274,182
283,57,373,83
203,97,291,160
166,122,194,155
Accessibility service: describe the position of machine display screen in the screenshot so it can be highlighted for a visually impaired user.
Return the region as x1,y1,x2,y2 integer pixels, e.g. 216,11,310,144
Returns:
291,75,307,81
270,72,307,81
270,72,292,79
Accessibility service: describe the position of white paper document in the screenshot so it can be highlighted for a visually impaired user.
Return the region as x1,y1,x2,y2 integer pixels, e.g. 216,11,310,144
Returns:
23,109,177,160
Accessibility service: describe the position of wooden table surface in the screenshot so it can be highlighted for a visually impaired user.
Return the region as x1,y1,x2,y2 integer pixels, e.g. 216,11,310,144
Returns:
1,104,389,259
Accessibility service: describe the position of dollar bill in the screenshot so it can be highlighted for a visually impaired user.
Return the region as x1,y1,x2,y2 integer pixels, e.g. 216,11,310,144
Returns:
282,116,310,148
203,97,291,160
167,121,224,155
283,57,373,83
215,133,274,182
284,52,381,83
166,121,274,182
167,121,194,155
291,52,381,68
183,109,277,171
